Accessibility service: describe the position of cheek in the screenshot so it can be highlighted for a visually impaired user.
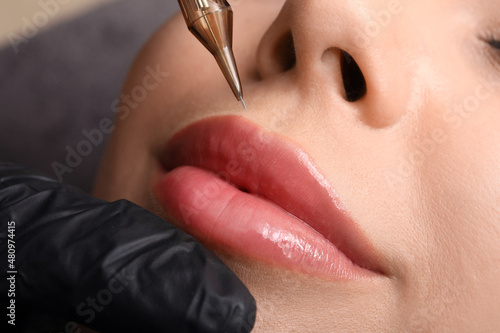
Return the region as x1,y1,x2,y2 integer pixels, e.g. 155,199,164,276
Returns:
415,64,500,240
408,93,500,326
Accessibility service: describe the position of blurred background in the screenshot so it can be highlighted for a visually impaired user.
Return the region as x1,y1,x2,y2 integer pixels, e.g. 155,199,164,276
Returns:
0,0,179,194
0,0,112,47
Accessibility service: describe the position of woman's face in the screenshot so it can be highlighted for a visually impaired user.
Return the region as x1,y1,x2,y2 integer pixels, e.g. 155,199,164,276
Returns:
93,0,500,331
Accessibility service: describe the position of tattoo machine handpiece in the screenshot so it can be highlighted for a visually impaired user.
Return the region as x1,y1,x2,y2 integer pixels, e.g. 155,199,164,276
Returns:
177,0,247,111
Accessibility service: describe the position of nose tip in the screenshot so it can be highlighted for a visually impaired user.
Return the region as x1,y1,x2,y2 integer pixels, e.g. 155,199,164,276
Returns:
254,0,413,128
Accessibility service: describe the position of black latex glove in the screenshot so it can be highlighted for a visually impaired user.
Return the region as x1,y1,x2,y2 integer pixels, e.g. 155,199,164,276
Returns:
0,163,256,333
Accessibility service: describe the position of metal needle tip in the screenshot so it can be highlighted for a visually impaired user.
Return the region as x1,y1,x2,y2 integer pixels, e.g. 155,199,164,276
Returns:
240,98,248,112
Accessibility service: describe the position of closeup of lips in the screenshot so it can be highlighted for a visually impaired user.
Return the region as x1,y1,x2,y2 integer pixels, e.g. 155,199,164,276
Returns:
153,115,384,280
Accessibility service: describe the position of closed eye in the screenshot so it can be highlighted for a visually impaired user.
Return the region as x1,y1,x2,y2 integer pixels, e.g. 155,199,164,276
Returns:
489,39,500,50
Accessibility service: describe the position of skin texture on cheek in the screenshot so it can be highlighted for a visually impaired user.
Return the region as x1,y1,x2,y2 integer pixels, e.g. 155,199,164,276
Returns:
398,45,500,330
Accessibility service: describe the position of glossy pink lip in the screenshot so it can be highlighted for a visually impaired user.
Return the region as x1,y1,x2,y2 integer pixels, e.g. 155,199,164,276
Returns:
154,115,384,280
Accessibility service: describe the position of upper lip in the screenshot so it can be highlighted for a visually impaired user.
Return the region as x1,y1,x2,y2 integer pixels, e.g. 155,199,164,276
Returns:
158,115,385,276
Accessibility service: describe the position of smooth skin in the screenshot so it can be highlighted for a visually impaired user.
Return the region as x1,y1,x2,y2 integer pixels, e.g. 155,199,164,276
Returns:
94,0,500,331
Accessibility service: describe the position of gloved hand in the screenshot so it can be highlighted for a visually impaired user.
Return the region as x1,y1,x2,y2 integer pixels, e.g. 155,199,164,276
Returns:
0,163,256,333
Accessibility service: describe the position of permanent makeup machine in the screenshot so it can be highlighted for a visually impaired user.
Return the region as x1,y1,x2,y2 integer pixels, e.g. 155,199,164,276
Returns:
178,0,247,111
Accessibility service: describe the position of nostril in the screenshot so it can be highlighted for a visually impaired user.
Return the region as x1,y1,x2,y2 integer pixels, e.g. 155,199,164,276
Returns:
273,30,296,72
340,51,367,102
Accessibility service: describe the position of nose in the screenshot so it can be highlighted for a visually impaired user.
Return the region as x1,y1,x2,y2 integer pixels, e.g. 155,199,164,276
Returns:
255,0,413,128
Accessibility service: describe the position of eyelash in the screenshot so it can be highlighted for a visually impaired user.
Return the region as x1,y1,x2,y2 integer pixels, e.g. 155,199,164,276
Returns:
490,39,500,50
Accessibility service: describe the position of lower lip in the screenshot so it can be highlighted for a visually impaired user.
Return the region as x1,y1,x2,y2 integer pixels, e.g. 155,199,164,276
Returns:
154,167,375,281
